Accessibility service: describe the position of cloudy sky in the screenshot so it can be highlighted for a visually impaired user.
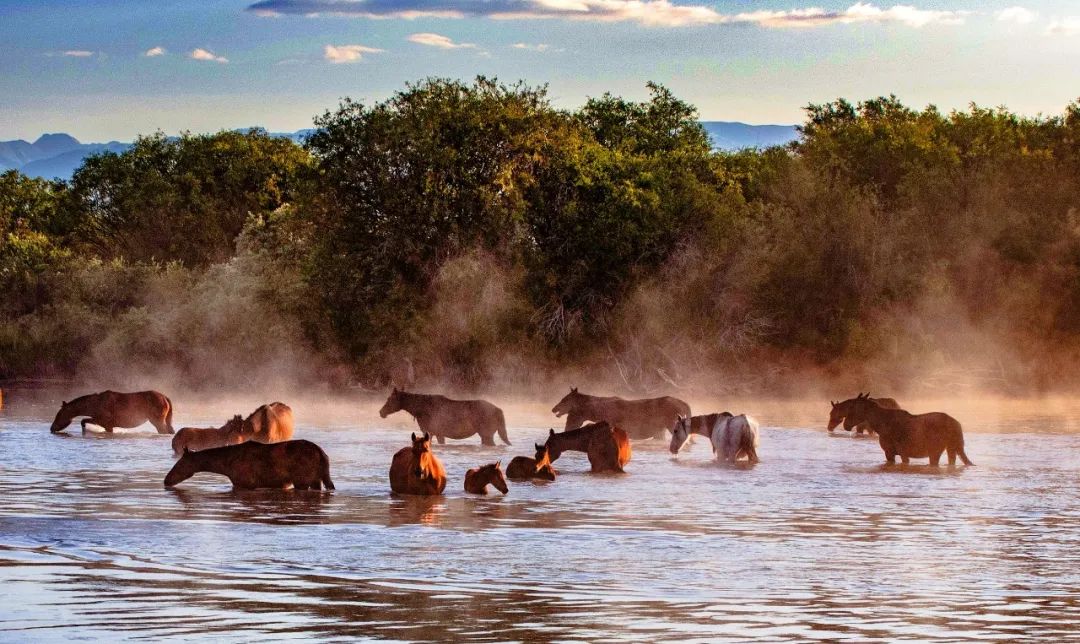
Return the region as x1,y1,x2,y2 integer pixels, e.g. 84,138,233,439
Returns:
2,0,1079,140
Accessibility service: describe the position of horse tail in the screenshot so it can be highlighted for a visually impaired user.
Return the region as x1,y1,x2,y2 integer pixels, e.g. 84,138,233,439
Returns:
320,453,336,490
495,408,511,446
164,396,175,434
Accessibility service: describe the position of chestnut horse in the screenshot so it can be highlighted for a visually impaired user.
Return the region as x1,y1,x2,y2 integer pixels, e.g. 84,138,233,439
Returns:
389,432,447,495
506,443,558,481
551,388,690,440
845,393,974,467
50,390,174,434
543,422,631,473
245,402,293,443
379,388,510,446
164,440,335,490
464,462,509,495
172,415,247,456
669,413,760,463
828,396,901,435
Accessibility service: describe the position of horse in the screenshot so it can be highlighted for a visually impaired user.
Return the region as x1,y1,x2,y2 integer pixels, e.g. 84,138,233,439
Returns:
669,413,760,463
389,432,447,495
244,402,293,443
828,396,901,435
543,422,631,473
164,440,335,490
379,388,510,446
171,415,247,456
844,393,974,467
50,390,174,434
464,462,509,495
551,387,690,440
506,443,558,481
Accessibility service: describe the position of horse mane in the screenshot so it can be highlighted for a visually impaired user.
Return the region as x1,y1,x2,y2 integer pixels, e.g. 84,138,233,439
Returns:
551,421,611,440
66,391,101,407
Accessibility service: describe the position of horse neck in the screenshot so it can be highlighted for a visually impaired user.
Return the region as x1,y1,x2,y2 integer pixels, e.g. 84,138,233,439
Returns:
187,449,233,476
858,403,895,430
690,417,714,439
548,430,589,458
65,393,100,416
400,393,432,416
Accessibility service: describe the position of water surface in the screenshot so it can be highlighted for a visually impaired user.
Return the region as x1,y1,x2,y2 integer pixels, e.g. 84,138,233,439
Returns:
2,391,1079,641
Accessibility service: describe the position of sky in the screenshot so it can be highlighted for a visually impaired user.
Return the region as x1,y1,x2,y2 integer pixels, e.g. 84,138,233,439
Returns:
2,0,1079,141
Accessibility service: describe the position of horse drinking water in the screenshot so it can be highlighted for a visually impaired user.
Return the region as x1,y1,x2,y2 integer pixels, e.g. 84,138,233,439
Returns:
50,390,175,434
163,440,335,490
669,413,760,463
379,388,510,446
543,422,631,473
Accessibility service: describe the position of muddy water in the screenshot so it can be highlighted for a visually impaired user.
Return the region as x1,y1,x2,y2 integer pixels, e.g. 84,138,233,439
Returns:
1,391,1079,641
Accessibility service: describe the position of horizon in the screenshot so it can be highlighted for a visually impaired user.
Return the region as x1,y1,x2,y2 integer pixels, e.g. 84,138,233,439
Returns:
3,1,1080,141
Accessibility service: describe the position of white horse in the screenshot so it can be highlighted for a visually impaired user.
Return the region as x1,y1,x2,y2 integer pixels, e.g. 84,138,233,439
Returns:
669,412,760,463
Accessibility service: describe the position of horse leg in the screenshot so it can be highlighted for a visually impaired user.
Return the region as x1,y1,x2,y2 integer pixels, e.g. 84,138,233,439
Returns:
435,434,446,445
480,433,496,447
150,417,173,434
946,448,957,467
929,451,942,467
900,455,910,465
884,451,896,465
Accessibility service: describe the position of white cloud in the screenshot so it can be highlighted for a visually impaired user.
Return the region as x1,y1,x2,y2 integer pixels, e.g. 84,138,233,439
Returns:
512,42,551,51
144,46,166,57
1047,17,1080,36
996,7,1036,25
190,48,228,63
249,0,971,29
323,43,384,62
62,50,95,57
407,32,476,48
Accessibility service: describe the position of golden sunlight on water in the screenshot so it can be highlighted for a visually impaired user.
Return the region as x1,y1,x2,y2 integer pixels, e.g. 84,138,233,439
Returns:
1,389,1080,641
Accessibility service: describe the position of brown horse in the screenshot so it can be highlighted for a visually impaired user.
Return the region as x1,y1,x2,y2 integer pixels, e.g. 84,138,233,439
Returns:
172,415,247,456
551,388,690,440
506,443,558,481
543,422,631,473
389,432,447,495
379,388,510,446
828,396,901,435
245,402,294,443
464,462,510,495
845,393,974,467
164,440,335,490
50,390,174,434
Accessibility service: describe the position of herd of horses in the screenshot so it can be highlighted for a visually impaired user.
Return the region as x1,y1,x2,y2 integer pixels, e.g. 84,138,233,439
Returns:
44,387,974,494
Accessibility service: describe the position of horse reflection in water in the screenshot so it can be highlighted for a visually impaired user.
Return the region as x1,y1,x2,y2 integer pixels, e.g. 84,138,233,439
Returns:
669,413,760,463
167,487,333,525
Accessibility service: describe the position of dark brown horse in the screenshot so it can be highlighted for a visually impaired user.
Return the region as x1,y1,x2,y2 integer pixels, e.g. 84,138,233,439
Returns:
50,390,174,434
551,388,690,440
464,462,509,495
845,393,974,467
828,395,901,435
543,422,631,473
245,402,293,443
379,388,510,446
506,443,558,481
172,415,247,456
164,440,335,490
389,432,448,495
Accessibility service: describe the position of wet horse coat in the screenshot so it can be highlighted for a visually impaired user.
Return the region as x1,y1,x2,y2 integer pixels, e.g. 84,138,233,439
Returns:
464,462,509,495
551,388,690,440
163,440,335,490
389,432,447,495
379,389,510,446
50,390,175,434
543,422,631,473
669,413,760,463
506,443,558,481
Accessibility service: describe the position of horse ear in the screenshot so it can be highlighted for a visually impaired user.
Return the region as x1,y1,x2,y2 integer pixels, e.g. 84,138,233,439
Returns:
423,432,430,441
411,432,417,441
62,400,67,406
183,447,192,455
571,387,577,393
535,442,543,450
549,428,555,436
495,460,501,468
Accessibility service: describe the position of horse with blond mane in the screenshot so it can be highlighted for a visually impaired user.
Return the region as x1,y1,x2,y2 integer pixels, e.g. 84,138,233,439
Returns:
389,432,447,495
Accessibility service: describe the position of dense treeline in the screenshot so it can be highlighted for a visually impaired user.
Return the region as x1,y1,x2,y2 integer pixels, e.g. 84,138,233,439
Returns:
3,78,1080,394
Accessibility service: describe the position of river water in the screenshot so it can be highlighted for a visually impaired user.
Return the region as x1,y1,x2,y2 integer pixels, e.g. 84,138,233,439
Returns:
1,390,1079,642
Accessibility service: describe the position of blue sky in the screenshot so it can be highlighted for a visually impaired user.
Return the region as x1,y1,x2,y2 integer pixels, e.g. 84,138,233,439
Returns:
2,0,1079,141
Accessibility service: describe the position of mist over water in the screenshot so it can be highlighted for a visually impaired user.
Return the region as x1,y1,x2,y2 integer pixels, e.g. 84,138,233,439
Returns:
2,390,1080,641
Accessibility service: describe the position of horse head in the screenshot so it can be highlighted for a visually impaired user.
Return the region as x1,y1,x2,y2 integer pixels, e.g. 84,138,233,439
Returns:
411,432,433,478
223,414,245,434
164,448,198,487
552,387,581,418
532,443,557,480
827,399,848,432
485,461,509,494
669,414,691,454
50,400,75,433
380,388,404,419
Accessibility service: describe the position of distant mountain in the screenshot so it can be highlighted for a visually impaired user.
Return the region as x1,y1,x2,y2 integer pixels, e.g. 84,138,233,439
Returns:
2,122,798,180
702,121,799,151
0,134,131,180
